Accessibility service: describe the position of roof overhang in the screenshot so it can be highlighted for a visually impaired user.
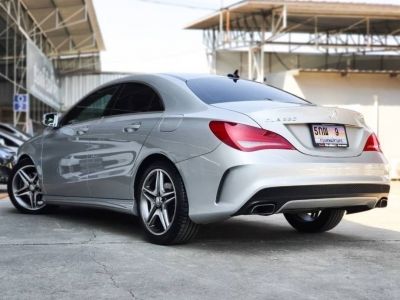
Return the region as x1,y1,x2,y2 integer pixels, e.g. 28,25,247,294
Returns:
186,0,400,35
299,68,400,75
21,0,104,55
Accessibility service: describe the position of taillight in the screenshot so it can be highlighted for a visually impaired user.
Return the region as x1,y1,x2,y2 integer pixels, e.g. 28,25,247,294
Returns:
363,133,382,152
209,121,295,152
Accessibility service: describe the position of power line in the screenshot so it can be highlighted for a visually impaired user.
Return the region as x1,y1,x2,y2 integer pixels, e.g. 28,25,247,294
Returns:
134,0,216,10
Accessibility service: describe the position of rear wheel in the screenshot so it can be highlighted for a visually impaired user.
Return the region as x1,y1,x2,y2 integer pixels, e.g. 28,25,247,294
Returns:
137,160,199,245
7,159,49,214
284,209,345,233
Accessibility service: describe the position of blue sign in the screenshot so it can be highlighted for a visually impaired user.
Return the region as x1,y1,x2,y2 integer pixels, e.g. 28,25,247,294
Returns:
13,94,29,112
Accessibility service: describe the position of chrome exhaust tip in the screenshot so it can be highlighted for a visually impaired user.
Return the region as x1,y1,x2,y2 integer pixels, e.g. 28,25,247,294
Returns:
375,198,388,208
250,204,275,216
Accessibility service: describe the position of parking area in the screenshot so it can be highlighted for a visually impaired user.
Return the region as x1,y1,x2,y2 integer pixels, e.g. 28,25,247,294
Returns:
0,183,399,300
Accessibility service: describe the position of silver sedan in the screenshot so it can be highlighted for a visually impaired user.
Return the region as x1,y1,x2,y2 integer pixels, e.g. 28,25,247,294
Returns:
7,74,390,244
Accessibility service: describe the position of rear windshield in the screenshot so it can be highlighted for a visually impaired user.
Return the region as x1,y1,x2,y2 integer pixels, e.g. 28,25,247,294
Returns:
186,77,310,105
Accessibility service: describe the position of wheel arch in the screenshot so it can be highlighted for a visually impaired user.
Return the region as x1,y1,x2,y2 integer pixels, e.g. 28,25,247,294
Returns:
17,154,35,165
133,153,178,199
8,154,49,214
16,154,44,186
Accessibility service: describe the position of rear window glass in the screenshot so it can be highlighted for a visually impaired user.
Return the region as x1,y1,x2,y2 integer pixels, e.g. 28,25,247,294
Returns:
186,77,310,105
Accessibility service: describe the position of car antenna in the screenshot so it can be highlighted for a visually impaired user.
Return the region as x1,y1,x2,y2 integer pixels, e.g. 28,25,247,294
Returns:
227,69,240,82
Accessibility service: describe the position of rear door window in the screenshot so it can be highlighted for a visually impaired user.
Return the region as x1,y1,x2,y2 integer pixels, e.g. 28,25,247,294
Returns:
110,83,164,115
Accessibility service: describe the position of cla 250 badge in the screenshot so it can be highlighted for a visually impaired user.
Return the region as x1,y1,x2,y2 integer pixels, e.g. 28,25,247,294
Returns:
266,116,297,122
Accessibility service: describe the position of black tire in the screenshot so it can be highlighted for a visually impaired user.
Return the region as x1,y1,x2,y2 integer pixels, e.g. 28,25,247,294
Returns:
284,209,345,233
7,158,51,214
136,160,199,245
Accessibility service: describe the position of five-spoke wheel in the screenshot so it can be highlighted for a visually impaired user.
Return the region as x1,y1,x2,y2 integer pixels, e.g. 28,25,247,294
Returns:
8,159,48,214
137,160,199,244
140,169,177,235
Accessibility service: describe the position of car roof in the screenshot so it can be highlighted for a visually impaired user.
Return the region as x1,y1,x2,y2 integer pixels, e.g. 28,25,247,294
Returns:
159,73,222,81
64,73,213,115
112,73,226,84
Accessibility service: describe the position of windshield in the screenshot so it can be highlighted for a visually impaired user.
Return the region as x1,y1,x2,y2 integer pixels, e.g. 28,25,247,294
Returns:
186,77,311,105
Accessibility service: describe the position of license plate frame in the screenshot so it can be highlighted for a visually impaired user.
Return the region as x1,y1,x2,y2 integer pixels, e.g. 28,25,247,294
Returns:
309,124,349,148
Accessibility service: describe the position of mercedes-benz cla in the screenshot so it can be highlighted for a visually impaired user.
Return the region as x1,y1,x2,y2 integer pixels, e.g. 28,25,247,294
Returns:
8,74,390,244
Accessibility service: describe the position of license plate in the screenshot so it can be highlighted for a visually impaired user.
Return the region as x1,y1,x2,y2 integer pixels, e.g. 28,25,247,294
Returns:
310,124,349,148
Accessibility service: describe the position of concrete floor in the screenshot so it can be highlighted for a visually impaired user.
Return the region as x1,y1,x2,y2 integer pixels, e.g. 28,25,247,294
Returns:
0,183,399,300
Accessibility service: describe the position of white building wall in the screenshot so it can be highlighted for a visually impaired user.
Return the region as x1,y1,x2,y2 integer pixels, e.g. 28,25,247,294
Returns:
284,71,400,178
59,73,130,109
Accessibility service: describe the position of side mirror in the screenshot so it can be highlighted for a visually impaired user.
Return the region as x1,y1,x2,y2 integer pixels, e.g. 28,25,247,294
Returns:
42,112,60,128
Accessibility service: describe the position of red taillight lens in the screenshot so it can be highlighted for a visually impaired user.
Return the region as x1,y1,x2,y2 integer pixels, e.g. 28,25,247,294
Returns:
363,133,382,152
209,121,295,152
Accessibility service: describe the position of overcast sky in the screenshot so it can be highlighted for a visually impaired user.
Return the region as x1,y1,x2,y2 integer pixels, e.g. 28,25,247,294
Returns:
92,0,400,74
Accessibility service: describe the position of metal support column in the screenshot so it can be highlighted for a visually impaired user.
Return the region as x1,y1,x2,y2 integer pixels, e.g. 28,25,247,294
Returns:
248,44,264,82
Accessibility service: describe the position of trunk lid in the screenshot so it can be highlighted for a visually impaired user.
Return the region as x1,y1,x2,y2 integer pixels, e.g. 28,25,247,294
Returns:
212,101,369,158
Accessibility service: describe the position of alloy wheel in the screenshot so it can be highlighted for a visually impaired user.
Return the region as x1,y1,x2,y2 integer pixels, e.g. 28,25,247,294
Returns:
140,169,177,235
11,165,45,210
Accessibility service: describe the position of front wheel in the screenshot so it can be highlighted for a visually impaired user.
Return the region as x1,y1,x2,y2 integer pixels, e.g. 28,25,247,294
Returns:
137,160,199,245
7,159,49,214
284,209,345,233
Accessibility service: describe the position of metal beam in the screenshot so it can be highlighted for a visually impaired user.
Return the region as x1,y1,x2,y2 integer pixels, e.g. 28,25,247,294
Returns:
202,7,400,66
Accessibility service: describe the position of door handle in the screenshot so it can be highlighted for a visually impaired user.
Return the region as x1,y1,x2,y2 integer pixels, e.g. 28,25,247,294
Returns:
75,126,89,136
123,122,141,133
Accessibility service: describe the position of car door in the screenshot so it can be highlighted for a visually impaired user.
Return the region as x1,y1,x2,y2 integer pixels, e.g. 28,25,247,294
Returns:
41,85,120,197
85,82,164,200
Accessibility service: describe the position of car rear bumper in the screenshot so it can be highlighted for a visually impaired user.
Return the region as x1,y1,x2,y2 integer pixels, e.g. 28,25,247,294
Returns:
176,144,391,224
234,184,390,216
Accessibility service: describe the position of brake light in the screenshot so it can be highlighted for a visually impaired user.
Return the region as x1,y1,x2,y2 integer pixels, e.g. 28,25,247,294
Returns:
209,121,295,152
363,133,382,152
